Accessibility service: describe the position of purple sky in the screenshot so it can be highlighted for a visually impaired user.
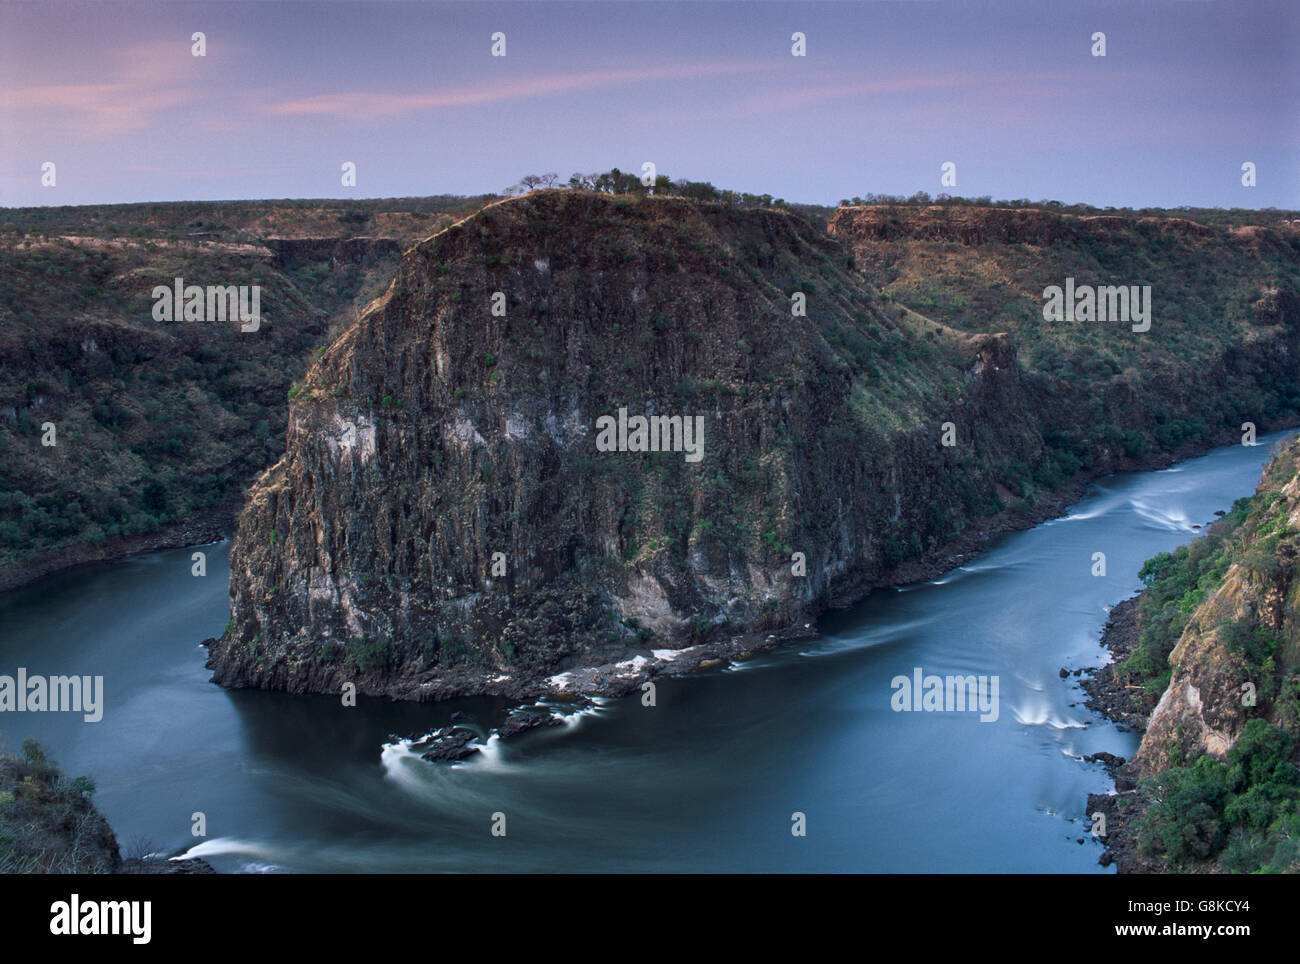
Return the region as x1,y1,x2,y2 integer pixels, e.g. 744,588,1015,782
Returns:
2,0,1296,209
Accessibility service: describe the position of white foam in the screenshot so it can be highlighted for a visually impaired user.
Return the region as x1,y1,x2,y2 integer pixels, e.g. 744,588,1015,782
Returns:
1009,701,1086,729
1131,498,1192,531
380,737,429,790
176,837,279,862
454,733,503,770
539,698,605,731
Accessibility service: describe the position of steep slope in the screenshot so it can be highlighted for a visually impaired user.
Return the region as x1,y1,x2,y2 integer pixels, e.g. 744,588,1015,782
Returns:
0,740,118,873
1138,439,1300,772
207,190,1044,699
208,190,1300,703
830,204,1300,470
1090,436,1300,872
0,195,492,591
0,739,213,873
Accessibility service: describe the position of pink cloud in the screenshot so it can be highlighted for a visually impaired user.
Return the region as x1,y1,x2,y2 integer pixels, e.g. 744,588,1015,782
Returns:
266,61,772,119
3,41,230,138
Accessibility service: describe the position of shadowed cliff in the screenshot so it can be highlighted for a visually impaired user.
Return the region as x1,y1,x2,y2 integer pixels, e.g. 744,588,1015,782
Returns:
208,190,1041,699
208,191,1300,702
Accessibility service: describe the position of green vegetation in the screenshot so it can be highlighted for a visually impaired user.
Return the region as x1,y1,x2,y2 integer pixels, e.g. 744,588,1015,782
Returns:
836,192,1300,231
1118,497,1253,693
508,169,791,212
1137,719,1299,872
0,196,491,574
0,738,116,873
350,635,393,671
0,195,489,244
1121,438,1300,872
841,203,1300,485
439,633,466,660
1119,478,1298,696
4,185,1295,586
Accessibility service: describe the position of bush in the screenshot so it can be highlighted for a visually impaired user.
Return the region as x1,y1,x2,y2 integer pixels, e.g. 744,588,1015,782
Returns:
1137,757,1230,862
1123,430,1148,458
1218,617,1277,666
351,635,392,671
1137,720,1299,869
142,479,167,513
0,744,115,873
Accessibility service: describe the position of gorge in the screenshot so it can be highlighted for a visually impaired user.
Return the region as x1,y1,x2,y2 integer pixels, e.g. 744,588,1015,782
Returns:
204,190,1300,707
3,189,1298,873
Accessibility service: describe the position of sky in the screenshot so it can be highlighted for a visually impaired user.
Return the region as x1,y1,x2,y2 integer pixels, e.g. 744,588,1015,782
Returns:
1,0,1296,210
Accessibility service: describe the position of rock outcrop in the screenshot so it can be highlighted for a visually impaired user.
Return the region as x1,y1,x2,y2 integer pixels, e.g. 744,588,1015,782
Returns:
1088,436,1300,872
208,190,1300,703
208,191,1043,699
264,236,402,270
1135,441,1300,774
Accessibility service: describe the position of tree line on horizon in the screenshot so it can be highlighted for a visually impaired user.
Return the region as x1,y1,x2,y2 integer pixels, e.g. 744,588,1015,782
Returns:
503,169,789,210
501,173,1296,224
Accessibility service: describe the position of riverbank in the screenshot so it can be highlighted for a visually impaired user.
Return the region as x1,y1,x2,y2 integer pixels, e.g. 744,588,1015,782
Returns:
1080,432,1300,873
0,742,215,874
1079,595,1167,872
1080,596,1154,734
10,429,1283,872
319,429,1297,774
0,497,236,595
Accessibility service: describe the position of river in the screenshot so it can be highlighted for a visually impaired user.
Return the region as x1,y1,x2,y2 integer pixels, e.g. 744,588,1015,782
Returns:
1,431,1293,872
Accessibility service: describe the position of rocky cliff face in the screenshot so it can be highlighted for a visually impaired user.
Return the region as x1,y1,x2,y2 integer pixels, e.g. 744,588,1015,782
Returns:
830,202,1300,480
827,204,1222,247
264,236,402,270
208,191,1046,699
1089,437,1300,872
0,195,489,592
1136,439,1300,774
208,191,1300,702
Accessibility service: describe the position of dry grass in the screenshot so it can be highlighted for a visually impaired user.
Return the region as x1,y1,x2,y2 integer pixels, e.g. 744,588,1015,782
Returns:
0,739,119,874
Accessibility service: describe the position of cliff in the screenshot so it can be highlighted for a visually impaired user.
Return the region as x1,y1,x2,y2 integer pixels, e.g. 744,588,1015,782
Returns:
208,190,1300,704
827,204,1228,247
1089,437,1300,873
208,190,1046,699
264,236,402,270
829,201,1300,505
1136,439,1300,773
0,195,489,592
